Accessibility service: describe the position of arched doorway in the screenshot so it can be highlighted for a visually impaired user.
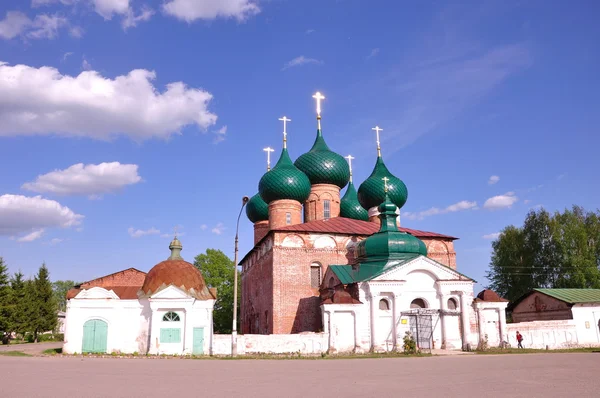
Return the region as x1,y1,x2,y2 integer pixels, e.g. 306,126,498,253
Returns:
82,319,108,353
410,298,427,309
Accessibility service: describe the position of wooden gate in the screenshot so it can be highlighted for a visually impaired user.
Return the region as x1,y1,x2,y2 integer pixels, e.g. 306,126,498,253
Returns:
82,319,108,353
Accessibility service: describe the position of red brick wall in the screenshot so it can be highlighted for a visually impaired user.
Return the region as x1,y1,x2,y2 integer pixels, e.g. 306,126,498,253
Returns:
241,243,274,334
81,268,146,287
304,184,341,222
421,238,457,269
512,292,573,322
268,199,302,229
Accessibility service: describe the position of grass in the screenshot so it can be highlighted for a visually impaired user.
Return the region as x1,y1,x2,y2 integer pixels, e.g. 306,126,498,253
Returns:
476,347,600,355
42,348,63,355
0,351,32,357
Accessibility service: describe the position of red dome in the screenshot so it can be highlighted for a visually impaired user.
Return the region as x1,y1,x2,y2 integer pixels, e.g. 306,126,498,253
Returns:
476,289,508,302
141,259,215,300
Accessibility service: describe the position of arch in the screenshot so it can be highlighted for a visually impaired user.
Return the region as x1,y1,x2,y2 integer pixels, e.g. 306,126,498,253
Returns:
314,235,336,249
425,239,450,254
318,191,334,201
163,311,180,322
82,319,108,353
410,298,428,309
281,234,305,248
447,298,458,310
379,299,390,310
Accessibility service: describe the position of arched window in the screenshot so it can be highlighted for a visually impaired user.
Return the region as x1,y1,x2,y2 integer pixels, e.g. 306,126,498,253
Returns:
286,212,292,225
310,263,322,288
447,298,458,310
162,311,180,322
323,200,331,220
379,299,390,310
328,277,335,288
410,298,427,309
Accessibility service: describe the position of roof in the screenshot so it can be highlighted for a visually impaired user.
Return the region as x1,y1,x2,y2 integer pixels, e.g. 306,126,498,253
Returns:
76,267,146,289
330,254,420,283
475,289,508,302
534,288,600,304
66,285,141,300
141,259,216,300
273,217,458,239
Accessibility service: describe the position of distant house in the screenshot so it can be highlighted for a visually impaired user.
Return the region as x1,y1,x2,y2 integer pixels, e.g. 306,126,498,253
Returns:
57,311,66,334
509,289,600,346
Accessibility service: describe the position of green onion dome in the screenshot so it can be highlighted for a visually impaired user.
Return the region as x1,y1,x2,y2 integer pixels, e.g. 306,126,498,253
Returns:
340,181,368,221
246,193,269,223
294,130,350,188
259,148,311,204
357,156,408,210
356,194,427,262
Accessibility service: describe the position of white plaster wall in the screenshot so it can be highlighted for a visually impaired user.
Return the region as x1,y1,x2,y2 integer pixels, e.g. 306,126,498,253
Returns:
211,333,329,356
571,304,600,344
63,298,150,355
506,321,580,349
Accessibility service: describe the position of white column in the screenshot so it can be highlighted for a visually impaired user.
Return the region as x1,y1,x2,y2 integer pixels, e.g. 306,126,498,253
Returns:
477,307,485,347
439,294,447,349
459,293,471,350
392,294,399,351
498,307,507,346
369,293,377,351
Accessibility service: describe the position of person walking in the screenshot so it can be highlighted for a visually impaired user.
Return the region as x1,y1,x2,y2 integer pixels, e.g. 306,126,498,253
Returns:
516,331,524,349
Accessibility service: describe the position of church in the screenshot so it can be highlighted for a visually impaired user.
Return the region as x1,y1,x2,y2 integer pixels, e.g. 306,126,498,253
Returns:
62,237,216,355
240,93,504,352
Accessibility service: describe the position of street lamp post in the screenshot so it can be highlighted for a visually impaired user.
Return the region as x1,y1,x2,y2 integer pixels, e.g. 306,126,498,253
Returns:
232,196,249,356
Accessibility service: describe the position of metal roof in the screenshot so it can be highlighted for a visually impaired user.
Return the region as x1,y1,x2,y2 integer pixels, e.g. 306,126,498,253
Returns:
273,217,458,239
534,288,600,304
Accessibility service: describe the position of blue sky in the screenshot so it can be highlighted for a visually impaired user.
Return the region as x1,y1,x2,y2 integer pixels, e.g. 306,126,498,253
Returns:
0,0,598,292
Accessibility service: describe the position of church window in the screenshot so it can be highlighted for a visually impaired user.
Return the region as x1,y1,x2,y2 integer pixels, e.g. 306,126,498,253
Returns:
410,298,427,309
163,311,180,322
379,299,390,310
286,212,291,225
324,200,331,219
310,263,322,288
447,298,458,310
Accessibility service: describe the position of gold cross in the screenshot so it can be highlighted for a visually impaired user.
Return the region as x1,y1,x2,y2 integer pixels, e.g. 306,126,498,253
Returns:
278,116,291,148
263,146,275,171
372,126,383,156
312,92,325,129
345,155,355,182
382,177,390,193
174,225,179,238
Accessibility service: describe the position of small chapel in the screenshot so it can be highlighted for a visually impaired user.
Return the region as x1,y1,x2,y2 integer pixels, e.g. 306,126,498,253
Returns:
240,93,505,352
63,237,216,355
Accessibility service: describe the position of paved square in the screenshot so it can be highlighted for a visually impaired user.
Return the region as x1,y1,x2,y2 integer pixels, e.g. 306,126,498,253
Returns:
2,353,599,397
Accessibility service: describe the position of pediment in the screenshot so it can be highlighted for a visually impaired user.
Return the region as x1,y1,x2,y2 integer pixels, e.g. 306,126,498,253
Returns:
373,256,472,282
150,284,191,299
75,287,120,299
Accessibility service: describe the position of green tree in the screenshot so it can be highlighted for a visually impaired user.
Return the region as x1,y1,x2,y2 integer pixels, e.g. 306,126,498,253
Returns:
52,280,78,312
486,206,600,302
9,272,27,338
26,264,58,342
0,257,12,343
193,249,240,334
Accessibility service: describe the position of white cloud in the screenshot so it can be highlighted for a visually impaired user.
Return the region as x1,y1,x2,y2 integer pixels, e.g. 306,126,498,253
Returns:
62,51,74,62
403,200,477,220
200,224,208,230
122,6,154,29
0,61,218,141
22,162,142,197
0,11,31,39
163,0,260,22
0,11,70,40
69,25,84,37
305,29,315,35
488,175,500,185
81,57,92,70
213,125,227,144
482,232,500,240
16,229,45,243
49,237,64,245
366,48,380,60
28,14,68,39
483,192,518,210
92,0,130,19
0,194,83,235
281,56,323,71
128,227,159,238
557,173,567,180
211,223,225,235
524,199,531,204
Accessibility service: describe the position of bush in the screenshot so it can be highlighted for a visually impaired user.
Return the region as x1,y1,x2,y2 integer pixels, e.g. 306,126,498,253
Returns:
403,331,417,355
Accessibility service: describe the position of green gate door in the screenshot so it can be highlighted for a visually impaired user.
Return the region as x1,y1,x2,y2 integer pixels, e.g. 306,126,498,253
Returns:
82,319,108,353
193,327,204,355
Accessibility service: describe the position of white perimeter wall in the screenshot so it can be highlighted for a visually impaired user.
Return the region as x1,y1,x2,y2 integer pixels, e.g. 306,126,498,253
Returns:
212,333,329,356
